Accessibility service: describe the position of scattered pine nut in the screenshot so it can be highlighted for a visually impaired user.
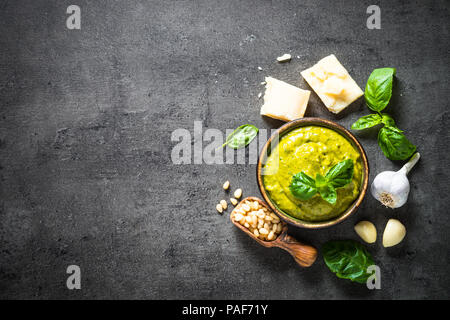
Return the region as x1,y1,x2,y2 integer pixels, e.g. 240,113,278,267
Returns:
234,188,243,199
216,204,223,214
222,180,230,190
230,198,238,206
220,199,228,210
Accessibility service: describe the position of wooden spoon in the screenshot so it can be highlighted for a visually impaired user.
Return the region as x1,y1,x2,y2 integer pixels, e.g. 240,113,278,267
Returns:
230,197,317,267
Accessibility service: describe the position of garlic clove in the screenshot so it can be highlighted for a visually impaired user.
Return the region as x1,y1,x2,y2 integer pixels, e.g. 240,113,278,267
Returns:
382,219,406,247
354,221,377,243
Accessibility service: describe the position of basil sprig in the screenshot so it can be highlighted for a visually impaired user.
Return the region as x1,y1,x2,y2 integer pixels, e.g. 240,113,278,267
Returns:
351,68,416,161
289,159,354,205
222,124,259,149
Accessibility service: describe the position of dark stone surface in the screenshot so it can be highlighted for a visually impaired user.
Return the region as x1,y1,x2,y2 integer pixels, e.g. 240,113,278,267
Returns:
0,0,449,299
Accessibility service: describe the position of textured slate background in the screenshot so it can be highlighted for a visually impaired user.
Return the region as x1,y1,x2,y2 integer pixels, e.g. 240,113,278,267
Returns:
0,0,449,299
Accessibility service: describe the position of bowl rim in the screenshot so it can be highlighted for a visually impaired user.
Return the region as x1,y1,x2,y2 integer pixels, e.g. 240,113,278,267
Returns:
256,117,369,229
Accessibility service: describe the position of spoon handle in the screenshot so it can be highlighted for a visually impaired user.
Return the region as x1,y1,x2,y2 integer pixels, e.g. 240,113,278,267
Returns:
275,233,317,267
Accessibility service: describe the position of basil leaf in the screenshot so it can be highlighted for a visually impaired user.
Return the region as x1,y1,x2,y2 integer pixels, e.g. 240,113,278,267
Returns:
381,113,396,127
289,172,317,200
315,173,327,188
365,68,396,112
318,184,337,205
223,124,259,149
378,126,416,160
325,159,354,188
322,240,375,284
385,125,403,133
351,114,382,130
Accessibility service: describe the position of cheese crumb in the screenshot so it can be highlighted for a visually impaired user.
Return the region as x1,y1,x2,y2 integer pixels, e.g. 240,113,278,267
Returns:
276,54,292,62
260,77,310,122
300,54,363,114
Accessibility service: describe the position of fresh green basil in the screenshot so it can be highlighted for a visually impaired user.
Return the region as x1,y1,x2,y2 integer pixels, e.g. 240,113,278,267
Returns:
378,126,416,160
350,67,418,162
222,124,259,149
318,184,337,205
325,159,354,188
289,172,317,200
351,114,382,130
315,173,327,188
365,68,396,112
381,113,396,127
289,160,354,205
322,240,375,284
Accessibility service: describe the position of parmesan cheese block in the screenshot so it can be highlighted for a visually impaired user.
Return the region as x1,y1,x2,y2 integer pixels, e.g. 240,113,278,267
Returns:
301,54,363,114
260,77,310,122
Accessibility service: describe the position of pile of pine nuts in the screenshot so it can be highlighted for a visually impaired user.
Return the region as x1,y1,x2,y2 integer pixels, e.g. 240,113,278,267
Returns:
232,199,283,241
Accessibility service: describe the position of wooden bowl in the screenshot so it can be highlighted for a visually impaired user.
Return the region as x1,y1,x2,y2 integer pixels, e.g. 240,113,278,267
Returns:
256,118,369,229
230,197,317,267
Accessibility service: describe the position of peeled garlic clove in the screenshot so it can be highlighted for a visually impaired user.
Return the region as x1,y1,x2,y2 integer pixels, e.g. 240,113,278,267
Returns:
382,219,406,247
354,221,377,243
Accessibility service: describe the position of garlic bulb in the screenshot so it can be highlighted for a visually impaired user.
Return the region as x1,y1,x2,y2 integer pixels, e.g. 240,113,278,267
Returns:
371,153,420,208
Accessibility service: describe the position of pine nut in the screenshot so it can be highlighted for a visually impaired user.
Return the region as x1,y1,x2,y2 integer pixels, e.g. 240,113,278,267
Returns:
259,228,269,235
244,222,250,228
223,181,230,190
230,198,238,206
234,188,242,199
245,216,252,223
220,200,227,210
252,201,259,210
216,204,223,213
242,204,250,212
272,224,278,233
276,223,282,233
267,231,275,241
234,213,243,222
253,229,259,237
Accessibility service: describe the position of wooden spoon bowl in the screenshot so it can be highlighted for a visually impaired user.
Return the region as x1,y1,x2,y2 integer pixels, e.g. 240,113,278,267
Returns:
230,197,317,267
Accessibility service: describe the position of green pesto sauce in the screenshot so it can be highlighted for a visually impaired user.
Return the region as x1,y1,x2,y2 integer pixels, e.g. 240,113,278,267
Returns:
263,126,362,222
